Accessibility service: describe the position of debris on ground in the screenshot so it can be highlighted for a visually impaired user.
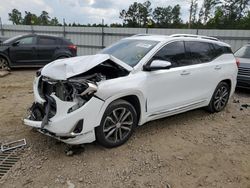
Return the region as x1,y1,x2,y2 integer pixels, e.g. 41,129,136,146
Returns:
0,70,10,78
1,139,26,152
67,180,75,188
233,99,240,103
241,104,250,109
65,145,85,156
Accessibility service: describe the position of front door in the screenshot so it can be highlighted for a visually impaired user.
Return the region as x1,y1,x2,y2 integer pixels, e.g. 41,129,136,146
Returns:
9,36,37,65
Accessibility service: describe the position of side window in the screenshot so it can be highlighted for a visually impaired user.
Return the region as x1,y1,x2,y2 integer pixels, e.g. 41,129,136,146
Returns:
185,42,215,64
213,44,232,55
213,44,224,57
18,37,35,45
153,41,186,67
38,37,57,45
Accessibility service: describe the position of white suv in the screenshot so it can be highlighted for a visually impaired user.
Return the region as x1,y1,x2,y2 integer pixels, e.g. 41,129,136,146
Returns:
24,34,238,147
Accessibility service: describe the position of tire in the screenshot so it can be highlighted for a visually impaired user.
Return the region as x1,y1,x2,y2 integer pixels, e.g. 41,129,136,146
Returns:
96,99,137,148
0,56,10,70
206,82,230,113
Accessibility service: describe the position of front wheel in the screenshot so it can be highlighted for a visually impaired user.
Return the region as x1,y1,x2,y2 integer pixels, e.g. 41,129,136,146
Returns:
96,99,137,148
207,82,230,113
0,57,10,70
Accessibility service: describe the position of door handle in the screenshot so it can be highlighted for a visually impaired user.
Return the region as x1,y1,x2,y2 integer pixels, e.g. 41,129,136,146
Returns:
214,65,221,70
181,70,190,76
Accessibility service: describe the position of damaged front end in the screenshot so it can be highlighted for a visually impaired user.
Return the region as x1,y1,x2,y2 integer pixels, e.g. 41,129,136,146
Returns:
29,75,97,127
23,54,132,145
24,75,99,140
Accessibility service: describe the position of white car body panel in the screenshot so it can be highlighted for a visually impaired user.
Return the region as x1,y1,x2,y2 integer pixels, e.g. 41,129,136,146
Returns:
41,54,133,80
23,34,238,145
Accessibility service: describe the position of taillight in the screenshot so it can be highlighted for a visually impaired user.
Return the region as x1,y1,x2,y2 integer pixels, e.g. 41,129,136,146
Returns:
68,45,77,51
236,58,240,68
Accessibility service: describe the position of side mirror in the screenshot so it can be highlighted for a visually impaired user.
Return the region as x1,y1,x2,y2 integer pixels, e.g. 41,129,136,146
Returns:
12,41,20,47
145,60,172,71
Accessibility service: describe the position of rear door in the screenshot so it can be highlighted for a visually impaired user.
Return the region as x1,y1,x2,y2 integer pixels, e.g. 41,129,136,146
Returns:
37,36,59,65
184,41,220,100
9,36,37,65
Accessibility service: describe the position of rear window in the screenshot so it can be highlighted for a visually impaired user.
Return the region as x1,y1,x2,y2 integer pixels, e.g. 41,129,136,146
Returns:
38,37,57,45
213,44,232,56
185,42,215,63
235,46,250,58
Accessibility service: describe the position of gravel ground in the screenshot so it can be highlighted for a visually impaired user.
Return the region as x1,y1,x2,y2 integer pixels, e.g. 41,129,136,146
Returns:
0,70,249,188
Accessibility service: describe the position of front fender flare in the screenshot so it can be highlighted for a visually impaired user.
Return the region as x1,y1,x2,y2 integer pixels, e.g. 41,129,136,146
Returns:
95,91,146,127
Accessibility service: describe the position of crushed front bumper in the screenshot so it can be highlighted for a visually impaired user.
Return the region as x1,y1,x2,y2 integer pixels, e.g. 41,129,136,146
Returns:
23,77,105,145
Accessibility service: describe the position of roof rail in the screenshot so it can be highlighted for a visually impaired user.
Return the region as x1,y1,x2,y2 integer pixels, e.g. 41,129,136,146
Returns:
170,34,219,41
132,34,153,37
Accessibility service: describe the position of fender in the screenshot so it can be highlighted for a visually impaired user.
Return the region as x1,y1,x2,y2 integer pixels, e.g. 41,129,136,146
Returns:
94,91,147,128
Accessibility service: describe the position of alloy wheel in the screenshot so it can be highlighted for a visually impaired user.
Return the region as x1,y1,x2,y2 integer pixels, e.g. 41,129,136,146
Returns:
103,107,133,144
0,57,9,70
213,85,229,111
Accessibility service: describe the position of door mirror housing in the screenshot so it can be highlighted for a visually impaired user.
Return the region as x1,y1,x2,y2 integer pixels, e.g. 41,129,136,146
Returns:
144,60,172,71
12,41,20,47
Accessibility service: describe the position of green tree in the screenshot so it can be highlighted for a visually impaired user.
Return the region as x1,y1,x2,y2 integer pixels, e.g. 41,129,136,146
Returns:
23,11,39,25
50,17,60,26
39,11,50,25
198,0,219,24
206,7,224,28
153,6,172,27
8,9,23,25
172,4,182,25
119,1,152,27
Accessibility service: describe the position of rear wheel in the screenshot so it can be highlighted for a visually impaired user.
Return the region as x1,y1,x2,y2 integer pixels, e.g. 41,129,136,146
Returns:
96,99,137,148
207,82,230,113
0,56,10,70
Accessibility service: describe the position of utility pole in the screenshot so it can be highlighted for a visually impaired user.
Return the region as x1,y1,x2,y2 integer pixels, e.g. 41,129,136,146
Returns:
63,18,66,38
0,17,4,36
101,19,104,48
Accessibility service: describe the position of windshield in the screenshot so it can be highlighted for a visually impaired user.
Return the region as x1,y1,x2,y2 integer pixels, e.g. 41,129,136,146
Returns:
100,39,159,67
235,46,250,58
3,35,23,44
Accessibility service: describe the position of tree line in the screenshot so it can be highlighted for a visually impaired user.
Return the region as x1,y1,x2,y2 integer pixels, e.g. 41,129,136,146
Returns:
120,0,250,29
7,0,250,29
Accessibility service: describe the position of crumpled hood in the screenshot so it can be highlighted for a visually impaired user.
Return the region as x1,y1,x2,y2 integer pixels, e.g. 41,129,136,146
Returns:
41,54,133,80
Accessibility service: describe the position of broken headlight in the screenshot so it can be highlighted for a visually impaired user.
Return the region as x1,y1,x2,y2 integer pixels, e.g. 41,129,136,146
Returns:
67,81,98,113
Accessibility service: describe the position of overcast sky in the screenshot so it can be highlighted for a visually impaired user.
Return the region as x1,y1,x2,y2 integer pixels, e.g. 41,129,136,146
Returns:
0,0,203,25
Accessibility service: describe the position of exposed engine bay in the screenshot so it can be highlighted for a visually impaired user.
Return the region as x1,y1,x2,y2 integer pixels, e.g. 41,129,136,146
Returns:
39,60,129,102
29,59,130,123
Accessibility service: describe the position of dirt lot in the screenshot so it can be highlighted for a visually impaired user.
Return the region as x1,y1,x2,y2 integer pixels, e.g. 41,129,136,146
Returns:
0,70,249,188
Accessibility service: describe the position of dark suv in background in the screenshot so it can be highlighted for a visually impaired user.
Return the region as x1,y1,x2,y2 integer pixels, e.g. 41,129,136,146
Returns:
0,34,77,70
234,44,250,89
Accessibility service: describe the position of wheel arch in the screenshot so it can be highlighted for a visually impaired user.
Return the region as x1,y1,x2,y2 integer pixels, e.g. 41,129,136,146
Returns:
53,52,72,60
220,79,232,95
97,92,146,127
119,95,141,124
0,53,11,67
